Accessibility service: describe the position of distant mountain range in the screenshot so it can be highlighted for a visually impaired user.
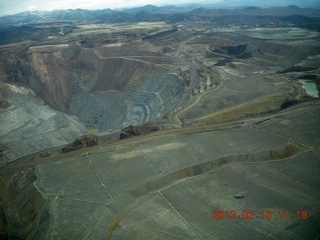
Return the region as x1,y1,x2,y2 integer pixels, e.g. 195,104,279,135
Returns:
0,4,319,29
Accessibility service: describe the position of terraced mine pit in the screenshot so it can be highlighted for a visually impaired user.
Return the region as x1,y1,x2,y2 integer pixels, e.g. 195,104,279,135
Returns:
0,6,320,239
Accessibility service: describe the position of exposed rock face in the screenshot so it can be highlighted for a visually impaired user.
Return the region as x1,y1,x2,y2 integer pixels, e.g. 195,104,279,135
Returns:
1,6,320,239
1,22,320,164
1,40,195,133
0,30,201,162
0,85,86,164
214,43,248,56
30,52,71,113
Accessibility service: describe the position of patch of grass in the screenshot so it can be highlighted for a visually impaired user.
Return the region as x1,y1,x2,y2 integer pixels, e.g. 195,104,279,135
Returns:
88,128,99,134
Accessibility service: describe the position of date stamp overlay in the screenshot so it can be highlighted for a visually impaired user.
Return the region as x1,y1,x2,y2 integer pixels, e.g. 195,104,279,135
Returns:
212,210,308,220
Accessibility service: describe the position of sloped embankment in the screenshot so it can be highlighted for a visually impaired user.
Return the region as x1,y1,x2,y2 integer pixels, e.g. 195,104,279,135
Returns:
130,140,303,197
0,168,50,239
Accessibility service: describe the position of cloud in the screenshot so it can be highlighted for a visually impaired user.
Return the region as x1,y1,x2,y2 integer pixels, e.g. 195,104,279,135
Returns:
26,5,37,11
0,0,219,15
30,0,166,11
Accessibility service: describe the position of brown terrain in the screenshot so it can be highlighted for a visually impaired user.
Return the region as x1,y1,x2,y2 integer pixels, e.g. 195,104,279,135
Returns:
0,6,320,239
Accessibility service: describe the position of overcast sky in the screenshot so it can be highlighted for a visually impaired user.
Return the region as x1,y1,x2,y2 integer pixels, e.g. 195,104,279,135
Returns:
0,0,319,16
0,0,201,16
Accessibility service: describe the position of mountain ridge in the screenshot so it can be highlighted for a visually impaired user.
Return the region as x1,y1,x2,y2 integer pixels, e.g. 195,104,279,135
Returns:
1,4,320,28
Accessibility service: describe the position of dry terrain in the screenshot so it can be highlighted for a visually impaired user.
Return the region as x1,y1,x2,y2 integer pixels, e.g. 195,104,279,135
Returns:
0,13,320,239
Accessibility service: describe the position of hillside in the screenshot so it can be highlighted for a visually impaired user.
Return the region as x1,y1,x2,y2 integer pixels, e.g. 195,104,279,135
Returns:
0,4,320,239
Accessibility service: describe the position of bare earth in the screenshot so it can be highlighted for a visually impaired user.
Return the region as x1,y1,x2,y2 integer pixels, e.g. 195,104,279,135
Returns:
0,21,319,239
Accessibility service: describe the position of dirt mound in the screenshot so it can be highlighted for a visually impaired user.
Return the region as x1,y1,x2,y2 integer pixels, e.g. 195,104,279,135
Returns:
121,123,160,137
62,134,98,153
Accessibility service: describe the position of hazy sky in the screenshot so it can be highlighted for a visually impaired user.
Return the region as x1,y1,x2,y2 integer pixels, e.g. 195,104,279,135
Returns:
0,0,319,16
0,0,204,16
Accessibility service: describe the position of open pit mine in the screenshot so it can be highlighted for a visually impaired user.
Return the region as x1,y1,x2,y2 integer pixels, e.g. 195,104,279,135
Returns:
0,5,320,240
